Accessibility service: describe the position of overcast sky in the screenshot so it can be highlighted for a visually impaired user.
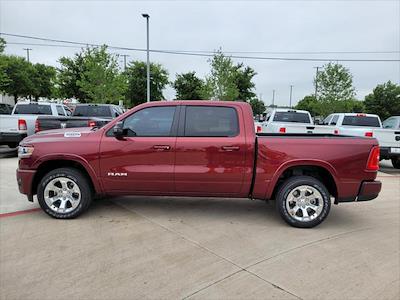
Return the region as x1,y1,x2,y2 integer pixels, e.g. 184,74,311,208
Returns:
1,0,399,106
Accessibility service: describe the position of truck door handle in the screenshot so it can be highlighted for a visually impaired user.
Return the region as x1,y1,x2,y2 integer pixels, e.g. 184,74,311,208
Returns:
221,146,240,151
153,145,171,151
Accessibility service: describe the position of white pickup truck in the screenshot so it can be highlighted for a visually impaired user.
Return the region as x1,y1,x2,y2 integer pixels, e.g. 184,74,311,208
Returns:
323,113,400,168
0,102,71,148
260,109,335,134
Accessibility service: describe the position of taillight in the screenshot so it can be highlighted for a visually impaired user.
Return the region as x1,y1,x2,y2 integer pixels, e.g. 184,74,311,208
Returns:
366,146,380,171
35,119,40,133
88,120,96,127
18,119,27,131
256,125,262,133
365,132,373,137
279,127,286,133
334,129,339,135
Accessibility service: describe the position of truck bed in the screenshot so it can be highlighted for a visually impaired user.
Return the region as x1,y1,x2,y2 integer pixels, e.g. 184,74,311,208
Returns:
253,134,378,202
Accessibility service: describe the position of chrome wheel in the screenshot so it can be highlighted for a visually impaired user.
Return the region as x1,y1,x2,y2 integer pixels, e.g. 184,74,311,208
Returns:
285,185,324,222
44,177,81,214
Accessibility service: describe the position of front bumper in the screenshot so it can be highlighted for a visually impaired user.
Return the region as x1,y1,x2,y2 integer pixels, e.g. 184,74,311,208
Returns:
16,168,36,200
0,132,27,145
380,147,400,160
337,180,381,203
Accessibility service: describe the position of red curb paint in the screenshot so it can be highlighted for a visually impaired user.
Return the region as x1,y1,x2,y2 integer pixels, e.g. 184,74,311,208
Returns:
0,208,41,218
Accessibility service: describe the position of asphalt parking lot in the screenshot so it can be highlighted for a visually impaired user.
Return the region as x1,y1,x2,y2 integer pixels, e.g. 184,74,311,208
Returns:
0,147,399,300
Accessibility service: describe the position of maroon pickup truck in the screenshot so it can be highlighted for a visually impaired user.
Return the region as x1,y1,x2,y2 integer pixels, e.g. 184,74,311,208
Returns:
16,101,381,228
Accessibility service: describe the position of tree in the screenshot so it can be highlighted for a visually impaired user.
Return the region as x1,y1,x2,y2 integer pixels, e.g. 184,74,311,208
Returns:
315,62,355,103
296,95,364,116
233,63,257,101
364,81,400,120
0,37,6,53
204,51,239,101
124,61,169,106
0,55,33,101
172,71,206,100
76,46,126,104
31,63,56,100
249,98,266,116
295,95,320,116
58,52,89,102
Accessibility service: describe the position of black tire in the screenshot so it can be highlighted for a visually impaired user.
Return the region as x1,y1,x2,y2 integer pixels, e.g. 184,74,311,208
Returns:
276,176,331,228
37,168,92,219
391,158,400,169
7,143,17,148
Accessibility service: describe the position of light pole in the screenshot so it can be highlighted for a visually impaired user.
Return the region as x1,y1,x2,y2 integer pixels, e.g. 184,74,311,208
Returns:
142,13,150,102
272,89,275,107
289,85,293,108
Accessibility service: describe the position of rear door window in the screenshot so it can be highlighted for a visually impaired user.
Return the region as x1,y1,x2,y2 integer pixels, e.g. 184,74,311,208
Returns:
184,106,239,137
382,118,397,129
73,106,111,117
56,105,65,116
13,104,52,115
342,116,380,127
330,115,339,125
273,112,311,123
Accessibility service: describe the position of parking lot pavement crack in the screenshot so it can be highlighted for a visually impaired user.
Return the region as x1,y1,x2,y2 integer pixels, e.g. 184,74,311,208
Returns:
244,227,373,271
112,201,303,300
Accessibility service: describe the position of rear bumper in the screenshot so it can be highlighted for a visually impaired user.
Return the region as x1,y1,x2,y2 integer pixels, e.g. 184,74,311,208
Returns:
16,168,36,198
380,147,400,160
337,180,381,203
0,132,27,145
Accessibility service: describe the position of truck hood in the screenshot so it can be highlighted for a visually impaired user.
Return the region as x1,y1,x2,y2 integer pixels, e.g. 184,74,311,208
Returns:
21,127,97,145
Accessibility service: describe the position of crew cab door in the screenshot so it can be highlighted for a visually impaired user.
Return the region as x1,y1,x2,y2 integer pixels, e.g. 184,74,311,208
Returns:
99,105,178,193
174,105,247,196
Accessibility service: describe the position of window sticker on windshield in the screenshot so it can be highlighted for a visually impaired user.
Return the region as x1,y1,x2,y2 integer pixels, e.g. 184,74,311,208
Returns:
64,132,81,138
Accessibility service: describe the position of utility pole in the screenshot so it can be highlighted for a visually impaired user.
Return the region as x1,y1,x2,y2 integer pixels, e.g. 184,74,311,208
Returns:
313,66,322,99
120,54,129,71
272,90,275,107
142,13,150,102
289,85,293,108
23,48,32,62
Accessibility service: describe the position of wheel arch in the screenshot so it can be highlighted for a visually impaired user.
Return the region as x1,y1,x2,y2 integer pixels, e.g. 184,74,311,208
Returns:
267,161,339,201
31,156,102,196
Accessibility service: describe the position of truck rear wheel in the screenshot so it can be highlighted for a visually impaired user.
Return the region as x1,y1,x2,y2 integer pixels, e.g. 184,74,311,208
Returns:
37,168,92,219
391,158,400,169
276,176,331,228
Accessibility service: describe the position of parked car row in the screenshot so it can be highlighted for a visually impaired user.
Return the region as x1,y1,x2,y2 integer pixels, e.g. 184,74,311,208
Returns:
256,109,400,168
0,102,122,148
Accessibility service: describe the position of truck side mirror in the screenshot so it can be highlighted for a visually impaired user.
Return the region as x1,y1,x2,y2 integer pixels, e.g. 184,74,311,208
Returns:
113,122,127,139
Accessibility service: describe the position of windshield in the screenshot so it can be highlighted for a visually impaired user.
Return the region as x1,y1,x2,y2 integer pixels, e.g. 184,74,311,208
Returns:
273,112,311,123
73,106,111,117
342,116,381,127
13,104,52,115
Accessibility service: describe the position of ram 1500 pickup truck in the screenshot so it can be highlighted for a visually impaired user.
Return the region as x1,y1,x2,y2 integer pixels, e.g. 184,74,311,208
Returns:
16,101,382,228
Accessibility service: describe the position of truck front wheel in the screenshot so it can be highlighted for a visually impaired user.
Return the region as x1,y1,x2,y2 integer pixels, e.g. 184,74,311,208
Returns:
37,168,92,219
276,176,331,228
391,158,400,169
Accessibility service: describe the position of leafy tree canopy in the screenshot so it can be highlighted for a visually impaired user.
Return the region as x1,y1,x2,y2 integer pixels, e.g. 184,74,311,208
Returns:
249,98,266,116
76,45,126,104
124,61,169,107
365,81,400,120
315,62,355,102
172,71,206,100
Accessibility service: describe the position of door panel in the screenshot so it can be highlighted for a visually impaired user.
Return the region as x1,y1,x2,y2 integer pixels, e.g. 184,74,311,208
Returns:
99,105,178,193
99,136,176,192
174,106,247,195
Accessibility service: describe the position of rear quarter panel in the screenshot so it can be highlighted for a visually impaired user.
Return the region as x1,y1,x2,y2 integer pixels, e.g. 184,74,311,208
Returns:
253,136,378,200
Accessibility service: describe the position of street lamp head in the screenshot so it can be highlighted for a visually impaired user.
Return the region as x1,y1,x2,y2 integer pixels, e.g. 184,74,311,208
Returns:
142,13,149,18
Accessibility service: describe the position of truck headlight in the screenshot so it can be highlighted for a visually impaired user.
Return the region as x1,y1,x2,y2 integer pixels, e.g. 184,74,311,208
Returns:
18,145,34,158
